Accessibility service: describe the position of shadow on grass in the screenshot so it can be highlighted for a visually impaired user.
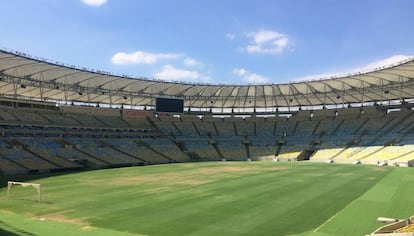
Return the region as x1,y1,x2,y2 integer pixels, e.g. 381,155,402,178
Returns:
0,220,37,236
10,198,54,204
0,228,20,236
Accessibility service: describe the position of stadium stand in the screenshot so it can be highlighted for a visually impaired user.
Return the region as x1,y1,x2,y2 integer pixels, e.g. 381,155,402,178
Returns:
214,120,237,137
249,140,276,160
217,141,247,160
0,98,413,174
151,118,182,136
173,120,199,137
255,118,275,136
235,118,255,136
69,139,141,165
183,141,222,161
19,139,82,168
193,120,218,137
104,139,171,164
0,140,58,171
142,138,189,162
369,215,414,235
0,49,414,174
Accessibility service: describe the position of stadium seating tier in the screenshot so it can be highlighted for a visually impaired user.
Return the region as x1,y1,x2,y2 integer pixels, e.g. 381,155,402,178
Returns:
0,101,413,174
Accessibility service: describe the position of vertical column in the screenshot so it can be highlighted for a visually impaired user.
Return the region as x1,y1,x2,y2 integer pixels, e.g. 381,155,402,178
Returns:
7,181,12,200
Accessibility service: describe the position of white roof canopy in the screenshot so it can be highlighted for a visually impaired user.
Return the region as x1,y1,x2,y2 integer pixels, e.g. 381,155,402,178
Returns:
1,49,414,109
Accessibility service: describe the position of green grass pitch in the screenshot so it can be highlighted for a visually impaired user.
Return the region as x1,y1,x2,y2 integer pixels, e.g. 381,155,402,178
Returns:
0,162,413,236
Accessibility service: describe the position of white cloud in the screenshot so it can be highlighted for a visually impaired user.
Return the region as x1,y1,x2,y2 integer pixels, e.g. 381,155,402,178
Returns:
232,68,247,76
246,29,290,55
154,65,210,83
293,54,414,82
111,51,181,65
244,73,270,84
232,68,270,84
183,57,200,67
226,33,235,41
81,0,107,6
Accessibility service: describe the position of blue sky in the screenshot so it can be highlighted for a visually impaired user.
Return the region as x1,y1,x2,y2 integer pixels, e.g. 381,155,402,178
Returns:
1,0,414,85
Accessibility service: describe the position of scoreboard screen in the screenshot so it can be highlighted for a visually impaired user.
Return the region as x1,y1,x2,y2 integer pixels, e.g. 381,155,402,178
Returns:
155,97,184,113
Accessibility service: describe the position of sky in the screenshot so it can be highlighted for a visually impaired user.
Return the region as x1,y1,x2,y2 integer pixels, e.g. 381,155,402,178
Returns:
1,0,414,85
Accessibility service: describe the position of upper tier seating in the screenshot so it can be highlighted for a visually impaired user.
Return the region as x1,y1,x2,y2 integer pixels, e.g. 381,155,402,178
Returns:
193,121,217,136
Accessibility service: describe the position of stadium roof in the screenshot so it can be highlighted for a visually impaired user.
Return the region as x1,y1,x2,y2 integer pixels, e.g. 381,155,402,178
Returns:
1,49,414,110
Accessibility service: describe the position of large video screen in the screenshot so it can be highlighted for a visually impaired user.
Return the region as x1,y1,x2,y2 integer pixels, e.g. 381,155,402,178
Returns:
155,97,184,113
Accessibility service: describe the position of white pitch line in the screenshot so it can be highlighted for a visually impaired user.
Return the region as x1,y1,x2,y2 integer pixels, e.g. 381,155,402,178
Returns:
313,200,355,232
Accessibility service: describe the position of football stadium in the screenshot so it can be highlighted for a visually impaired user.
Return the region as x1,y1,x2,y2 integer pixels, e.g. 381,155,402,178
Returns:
2,1,414,236
0,49,414,236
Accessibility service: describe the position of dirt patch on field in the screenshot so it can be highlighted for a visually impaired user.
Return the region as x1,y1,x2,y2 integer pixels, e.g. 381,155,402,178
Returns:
304,173,326,177
333,172,353,177
213,194,234,202
83,179,107,186
0,209,16,215
82,225,93,230
194,166,252,175
263,166,291,171
372,167,388,172
108,165,258,187
109,174,213,187
39,210,89,226
176,179,212,185
141,186,174,194
85,163,267,190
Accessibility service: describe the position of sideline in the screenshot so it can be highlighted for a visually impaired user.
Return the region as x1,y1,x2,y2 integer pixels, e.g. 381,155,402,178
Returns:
313,168,394,233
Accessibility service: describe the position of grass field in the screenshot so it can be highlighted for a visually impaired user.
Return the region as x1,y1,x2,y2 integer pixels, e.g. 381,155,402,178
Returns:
0,162,413,236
